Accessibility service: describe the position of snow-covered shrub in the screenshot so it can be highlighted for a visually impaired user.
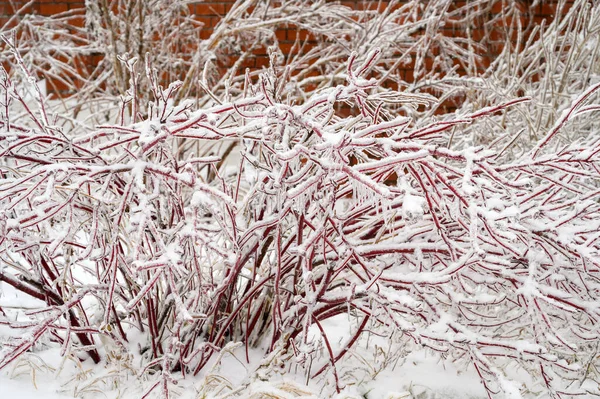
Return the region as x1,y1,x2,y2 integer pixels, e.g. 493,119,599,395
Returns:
1,1,600,398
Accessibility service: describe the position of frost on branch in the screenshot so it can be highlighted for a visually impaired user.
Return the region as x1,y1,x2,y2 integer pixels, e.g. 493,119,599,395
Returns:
1,1,600,399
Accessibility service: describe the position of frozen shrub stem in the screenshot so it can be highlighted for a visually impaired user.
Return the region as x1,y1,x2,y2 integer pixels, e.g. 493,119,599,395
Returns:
1,1,600,398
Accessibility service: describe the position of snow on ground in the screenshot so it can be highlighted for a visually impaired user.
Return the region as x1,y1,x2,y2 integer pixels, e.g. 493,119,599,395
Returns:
362,352,487,399
0,354,487,399
2,376,70,399
1,281,487,399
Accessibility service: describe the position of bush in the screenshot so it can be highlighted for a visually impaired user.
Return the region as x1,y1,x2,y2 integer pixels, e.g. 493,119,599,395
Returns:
1,1,600,398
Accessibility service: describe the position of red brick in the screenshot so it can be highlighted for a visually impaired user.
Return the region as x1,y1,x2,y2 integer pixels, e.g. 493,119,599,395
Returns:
275,28,287,41
240,57,256,69
68,14,85,27
39,0,84,3
287,29,314,42
2,1,37,14
195,16,214,29
199,29,214,40
536,3,558,17
194,3,226,16
40,3,69,15
491,1,505,14
255,56,270,69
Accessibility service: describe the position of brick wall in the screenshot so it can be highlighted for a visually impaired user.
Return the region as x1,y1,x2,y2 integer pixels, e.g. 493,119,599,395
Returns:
1,0,575,99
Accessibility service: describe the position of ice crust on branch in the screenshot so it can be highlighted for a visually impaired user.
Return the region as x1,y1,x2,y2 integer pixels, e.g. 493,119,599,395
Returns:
1,1,600,398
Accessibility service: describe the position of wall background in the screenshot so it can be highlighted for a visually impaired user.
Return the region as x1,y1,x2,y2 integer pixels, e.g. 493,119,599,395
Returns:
0,0,575,99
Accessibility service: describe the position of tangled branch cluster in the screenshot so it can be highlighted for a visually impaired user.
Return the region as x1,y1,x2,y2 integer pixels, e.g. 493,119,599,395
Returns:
1,1,600,398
